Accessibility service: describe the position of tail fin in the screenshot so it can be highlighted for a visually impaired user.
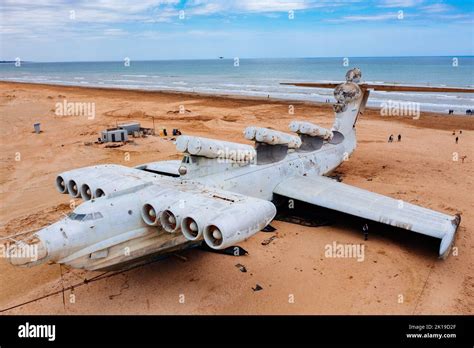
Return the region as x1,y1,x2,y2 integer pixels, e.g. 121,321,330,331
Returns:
331,68,369,135
282,68,473,133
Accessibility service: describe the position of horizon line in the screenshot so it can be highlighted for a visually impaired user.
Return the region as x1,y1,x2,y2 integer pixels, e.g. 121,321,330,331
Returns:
1,55,474,64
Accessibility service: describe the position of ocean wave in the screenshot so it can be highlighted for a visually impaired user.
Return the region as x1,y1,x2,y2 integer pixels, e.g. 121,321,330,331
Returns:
102,79,155,84
1,74,472,113
120,74,149,78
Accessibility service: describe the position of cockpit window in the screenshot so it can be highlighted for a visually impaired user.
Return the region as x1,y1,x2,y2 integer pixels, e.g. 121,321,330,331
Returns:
82,213,95,221
68,212,103,222
68,213,86,221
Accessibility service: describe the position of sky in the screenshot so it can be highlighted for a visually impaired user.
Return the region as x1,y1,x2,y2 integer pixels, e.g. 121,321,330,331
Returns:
0,0,473,61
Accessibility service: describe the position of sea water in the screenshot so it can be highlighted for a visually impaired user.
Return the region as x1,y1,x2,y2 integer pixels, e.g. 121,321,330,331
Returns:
1,57,473,114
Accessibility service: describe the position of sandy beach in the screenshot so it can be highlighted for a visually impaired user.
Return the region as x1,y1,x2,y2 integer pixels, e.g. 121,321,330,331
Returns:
0,81,472,315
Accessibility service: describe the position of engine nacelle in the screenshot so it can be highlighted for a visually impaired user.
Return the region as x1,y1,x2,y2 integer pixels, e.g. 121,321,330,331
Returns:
289,121,333,140
181,200,231,240
160,209,183,233
56,173,71,194
202,199,276,250
56,165,146,200
93,177,146,198
176,135,191,153
181,210,208,241
65,172,95,198
159,192,216,233
80,183,94,200
244,127,301,149
57,167,112,199
141,188,183,227
79,172,122,200
176,135,256,162
56,168,93,195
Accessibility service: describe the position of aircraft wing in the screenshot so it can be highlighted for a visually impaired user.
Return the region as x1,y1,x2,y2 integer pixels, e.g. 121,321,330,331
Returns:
273,176,460,258
280,82,474,93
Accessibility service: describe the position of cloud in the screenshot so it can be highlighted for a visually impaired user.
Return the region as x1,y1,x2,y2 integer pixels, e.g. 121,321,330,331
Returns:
0,0,365,41
0,0,180,29
0,0,184,42
103,28,127,36
325,11,423,23
184,0,360,16
337,13,402,21
422,3,453,13
1,0,472,60
378,0,424,8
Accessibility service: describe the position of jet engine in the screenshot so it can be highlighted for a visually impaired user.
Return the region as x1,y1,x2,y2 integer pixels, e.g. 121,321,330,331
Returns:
57,169,107,199
176,135,256,162
56,174,71,194
176,135,191,153
81,174,124,200
56,168,92,195
202,199,276,250
289,121,333,140
244,127,302,149
58,170,94,198
159,192,214,233
180,200,232,241
140,188,182,227
56,165,147,200
181,209,208,240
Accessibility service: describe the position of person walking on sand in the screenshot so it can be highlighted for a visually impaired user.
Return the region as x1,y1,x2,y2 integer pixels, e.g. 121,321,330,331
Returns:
388,134,393,143
363,223,369,241
456,136,459,144
398,134,401,142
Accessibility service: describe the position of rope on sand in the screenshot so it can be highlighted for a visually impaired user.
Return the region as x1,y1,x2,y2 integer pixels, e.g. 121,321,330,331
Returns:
0,255,167,313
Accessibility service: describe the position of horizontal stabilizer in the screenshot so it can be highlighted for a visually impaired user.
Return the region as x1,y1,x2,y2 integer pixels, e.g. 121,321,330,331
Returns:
273,176,460,258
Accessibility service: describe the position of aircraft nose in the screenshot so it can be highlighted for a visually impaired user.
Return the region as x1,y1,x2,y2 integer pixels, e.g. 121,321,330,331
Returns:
6,236,48,266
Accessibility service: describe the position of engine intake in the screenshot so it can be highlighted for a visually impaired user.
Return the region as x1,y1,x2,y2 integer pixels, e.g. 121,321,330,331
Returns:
141,203,160,226
56,175,68,194
160,210,179,232
67,180,81,198
80,184,93,200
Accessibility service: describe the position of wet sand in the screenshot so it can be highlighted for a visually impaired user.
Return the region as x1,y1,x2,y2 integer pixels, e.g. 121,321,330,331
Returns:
0,81,473,314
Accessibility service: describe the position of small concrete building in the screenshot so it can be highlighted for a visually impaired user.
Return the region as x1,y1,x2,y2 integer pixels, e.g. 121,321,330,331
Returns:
101,128,128,142
118,122,141,135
